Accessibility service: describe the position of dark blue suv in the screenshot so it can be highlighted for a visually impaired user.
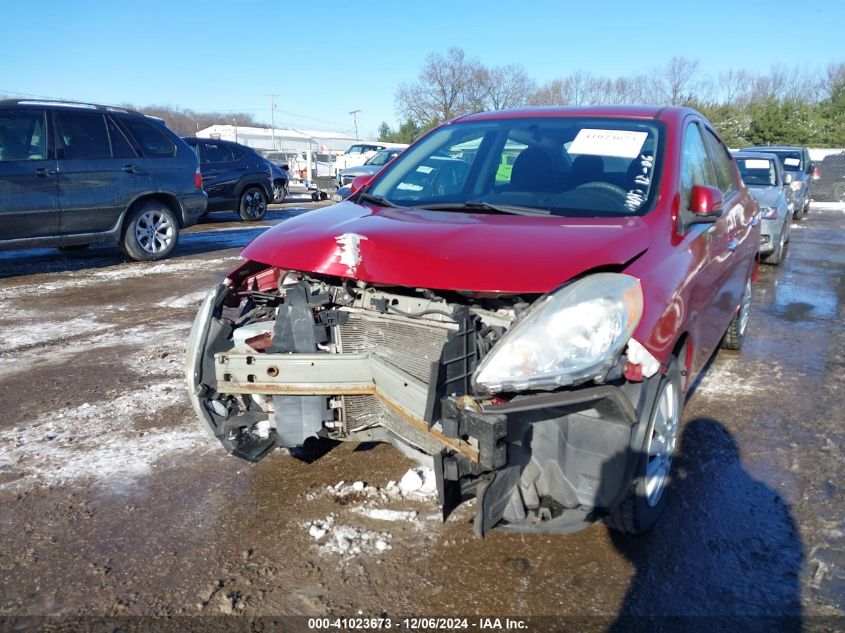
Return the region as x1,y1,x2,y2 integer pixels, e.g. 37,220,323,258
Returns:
183,137,275,221
0,99,206,261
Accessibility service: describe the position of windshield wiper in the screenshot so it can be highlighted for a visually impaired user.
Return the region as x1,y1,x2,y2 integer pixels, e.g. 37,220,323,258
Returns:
419,200,548,216
357,192,400,208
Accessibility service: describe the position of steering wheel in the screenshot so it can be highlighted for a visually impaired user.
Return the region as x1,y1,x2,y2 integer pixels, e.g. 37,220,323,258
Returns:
574,181,628,201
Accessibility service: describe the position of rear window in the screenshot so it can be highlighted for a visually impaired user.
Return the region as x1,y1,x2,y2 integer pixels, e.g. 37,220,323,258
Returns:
122,118,177,157
737,158,777,186
367,116,664,217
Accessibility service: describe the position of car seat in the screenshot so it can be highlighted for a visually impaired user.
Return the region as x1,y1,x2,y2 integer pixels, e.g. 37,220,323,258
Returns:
570,155,605,187
509,147,561,192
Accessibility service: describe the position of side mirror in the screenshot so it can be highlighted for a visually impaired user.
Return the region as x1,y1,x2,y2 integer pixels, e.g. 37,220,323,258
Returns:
688,184,724,221
350,174,373,196
783,172,793,185
281,164,290,172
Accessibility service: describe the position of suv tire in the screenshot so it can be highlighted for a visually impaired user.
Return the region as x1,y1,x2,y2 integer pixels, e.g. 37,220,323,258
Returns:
606,357,682,534
239,186,268,221
121,200,179,262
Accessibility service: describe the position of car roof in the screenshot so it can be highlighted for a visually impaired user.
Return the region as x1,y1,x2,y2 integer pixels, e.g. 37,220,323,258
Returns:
741,145,805,152
0,98,145,117
733,151,780,161
454,105,696,124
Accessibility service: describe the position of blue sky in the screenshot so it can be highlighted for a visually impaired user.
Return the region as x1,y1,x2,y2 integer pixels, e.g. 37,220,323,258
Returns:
1,0,842,138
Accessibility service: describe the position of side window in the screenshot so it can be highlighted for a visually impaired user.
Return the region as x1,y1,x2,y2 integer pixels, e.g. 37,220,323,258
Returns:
495,141,528,184
201,142,233,163
680,123,718,212
0,109,47,161
56,111,110,160
230,146,245,161
703,128,735,195
106,117,137,159
121,119,176,157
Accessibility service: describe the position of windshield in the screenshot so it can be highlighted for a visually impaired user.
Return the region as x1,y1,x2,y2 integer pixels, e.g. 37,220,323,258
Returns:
737,157,777,186
365,117,663,217
365,150,395,166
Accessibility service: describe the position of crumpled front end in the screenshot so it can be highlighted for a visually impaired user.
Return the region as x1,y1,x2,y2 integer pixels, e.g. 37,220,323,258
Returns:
186,261,662,536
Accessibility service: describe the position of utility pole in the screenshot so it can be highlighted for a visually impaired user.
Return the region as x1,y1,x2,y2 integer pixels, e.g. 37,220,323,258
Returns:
268,94,279,150
349,109,361,140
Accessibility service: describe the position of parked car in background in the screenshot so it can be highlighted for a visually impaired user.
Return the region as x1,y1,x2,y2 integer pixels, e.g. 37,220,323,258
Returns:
0,99,205,261
183,137,273,221
333,142,408,174
812,152,845,202
266,160,289,203
741,146,813,218
187,106,760,539
733,151,792,264
336,147,404,187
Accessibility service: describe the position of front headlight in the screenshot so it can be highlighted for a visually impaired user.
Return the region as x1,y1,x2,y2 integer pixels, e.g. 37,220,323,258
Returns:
473,273,644,394
760,206,779,220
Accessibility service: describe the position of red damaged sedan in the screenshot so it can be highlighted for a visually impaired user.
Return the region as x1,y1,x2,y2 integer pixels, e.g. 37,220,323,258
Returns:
186,106,760,536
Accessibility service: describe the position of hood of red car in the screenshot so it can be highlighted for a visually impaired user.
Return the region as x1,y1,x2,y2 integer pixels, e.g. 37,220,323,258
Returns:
241,201,651,294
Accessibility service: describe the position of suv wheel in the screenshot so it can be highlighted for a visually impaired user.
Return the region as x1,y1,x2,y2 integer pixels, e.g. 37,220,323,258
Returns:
121,200,179,261
272,180,286,203
239,186,268,221
606,357,682,534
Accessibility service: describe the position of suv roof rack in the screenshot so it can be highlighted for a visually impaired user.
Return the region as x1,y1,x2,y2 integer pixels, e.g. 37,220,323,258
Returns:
0,98,143,116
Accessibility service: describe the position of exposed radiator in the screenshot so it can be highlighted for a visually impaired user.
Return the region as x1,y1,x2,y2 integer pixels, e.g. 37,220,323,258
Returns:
336,308,456,384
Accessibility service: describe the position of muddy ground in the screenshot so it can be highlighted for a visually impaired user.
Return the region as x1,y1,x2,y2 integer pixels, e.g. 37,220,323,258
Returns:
0,197,842,631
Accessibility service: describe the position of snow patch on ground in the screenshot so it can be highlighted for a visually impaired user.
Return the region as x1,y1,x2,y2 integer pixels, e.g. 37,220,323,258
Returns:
0,256,239,299
155,290,210,309
0,380,211,491
303,516,392,557
351,507,418,522
696,357,779,398
0,317,114,351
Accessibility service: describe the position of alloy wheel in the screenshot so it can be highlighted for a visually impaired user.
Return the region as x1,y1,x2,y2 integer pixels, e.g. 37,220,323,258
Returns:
644,382,679,507
134,209,175,254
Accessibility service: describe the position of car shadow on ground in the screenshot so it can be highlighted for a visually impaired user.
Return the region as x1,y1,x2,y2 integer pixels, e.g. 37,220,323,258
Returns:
604,417,804,633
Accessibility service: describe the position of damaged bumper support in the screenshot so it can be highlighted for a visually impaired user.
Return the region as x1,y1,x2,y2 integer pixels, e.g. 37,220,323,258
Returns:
187,282,659,536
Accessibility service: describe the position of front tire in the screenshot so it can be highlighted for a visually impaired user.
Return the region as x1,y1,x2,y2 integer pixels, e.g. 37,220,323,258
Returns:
721,277,752,350
606,357,682,534
239,186,268,221
764,228,786,265
121,200,179,262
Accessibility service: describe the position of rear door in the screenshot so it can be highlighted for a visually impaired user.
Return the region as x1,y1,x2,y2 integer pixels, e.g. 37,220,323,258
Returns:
196,141,236,207
54,110,136,235
0,108,59,240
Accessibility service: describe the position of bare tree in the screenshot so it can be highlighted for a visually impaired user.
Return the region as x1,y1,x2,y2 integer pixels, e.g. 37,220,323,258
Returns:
395,47,485,125
652,56,701,105
477,64,536,110
717,69,754,106
529,78,568,106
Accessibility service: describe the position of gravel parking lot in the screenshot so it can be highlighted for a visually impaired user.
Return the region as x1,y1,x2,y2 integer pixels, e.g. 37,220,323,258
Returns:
0,198,842,627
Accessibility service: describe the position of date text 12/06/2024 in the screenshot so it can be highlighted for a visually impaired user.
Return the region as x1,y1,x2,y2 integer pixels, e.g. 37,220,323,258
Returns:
307,617,529,630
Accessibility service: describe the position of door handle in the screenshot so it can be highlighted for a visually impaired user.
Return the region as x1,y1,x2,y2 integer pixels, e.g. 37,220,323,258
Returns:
727,238,740,252
122,164,138,173
35,167,56,177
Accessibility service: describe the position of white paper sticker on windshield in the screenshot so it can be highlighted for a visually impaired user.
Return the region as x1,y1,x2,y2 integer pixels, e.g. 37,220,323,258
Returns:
416,165,434,174
568,129,648,159
784,157,800,167
743,159,771,169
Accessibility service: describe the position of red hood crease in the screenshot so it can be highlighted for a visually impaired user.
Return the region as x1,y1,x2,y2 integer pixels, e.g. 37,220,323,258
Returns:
241,201,651,294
